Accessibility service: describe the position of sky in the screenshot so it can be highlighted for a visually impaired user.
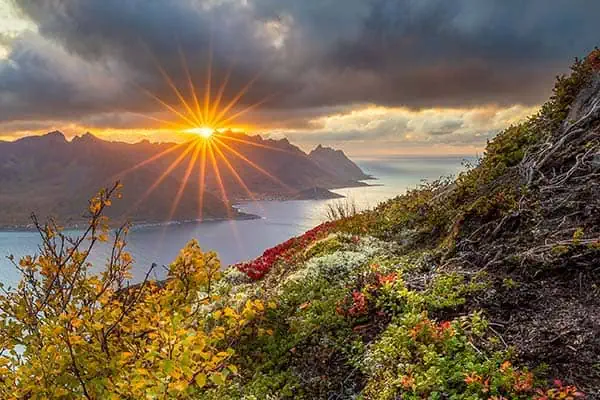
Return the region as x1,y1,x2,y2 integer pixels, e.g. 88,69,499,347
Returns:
0,0,598,156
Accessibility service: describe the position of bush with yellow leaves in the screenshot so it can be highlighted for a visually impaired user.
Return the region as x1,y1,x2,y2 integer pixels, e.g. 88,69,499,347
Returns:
0,183,267,399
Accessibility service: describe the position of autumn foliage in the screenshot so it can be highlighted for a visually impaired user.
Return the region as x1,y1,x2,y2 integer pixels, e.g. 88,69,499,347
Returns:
0,183,267,399
236,221,336,280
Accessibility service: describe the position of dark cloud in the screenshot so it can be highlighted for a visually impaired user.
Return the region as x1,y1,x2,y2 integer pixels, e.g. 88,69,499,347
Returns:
1,0,599,124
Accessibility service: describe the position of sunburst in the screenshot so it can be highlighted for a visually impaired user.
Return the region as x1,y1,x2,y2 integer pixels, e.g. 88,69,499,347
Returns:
186,126,215,138
117,45,298,223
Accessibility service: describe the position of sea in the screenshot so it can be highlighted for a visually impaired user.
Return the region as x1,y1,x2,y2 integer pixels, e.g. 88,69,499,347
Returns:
0,155,473,287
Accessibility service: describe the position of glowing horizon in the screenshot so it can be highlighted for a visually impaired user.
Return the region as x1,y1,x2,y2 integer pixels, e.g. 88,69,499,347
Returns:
109,46,299,226
186,126,215,138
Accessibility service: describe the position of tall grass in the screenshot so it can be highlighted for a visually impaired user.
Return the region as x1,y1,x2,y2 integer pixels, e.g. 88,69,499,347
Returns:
325,198,359,221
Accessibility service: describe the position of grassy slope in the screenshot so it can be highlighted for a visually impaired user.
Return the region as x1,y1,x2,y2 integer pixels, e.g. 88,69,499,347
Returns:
197,50,600,399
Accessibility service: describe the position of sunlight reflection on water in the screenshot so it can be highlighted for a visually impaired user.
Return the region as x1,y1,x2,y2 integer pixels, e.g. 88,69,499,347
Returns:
0,156,473,286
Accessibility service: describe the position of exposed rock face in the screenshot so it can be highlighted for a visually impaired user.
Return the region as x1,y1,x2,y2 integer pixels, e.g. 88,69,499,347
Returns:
455,68,600,393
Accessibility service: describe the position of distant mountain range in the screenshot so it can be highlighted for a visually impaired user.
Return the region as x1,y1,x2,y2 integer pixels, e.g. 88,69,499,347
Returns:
0,131,370,228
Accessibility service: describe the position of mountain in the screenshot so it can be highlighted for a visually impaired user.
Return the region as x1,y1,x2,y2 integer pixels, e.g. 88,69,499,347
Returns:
0,131,368,227
308,144,372,181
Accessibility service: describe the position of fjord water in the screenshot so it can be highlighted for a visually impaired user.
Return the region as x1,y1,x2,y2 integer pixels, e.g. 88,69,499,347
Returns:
0,156,471,286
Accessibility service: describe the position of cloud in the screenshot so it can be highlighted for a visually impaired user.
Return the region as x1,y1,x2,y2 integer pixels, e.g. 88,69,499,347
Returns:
274,104,538,149
0,0,598,148
0,31,128,120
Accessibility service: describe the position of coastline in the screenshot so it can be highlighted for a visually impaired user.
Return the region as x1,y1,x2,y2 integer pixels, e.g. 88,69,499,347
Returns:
0,211,260,233
0,179,380,232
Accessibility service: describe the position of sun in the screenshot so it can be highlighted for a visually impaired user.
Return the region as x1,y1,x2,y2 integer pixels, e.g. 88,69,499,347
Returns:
186,126,215,138
122,46,286,223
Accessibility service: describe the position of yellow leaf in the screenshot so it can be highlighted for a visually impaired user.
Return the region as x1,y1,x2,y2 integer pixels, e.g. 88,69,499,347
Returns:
223,307,237,318
71,318,83,329
195,373,207,388
228,365,238,375
171,379,188,392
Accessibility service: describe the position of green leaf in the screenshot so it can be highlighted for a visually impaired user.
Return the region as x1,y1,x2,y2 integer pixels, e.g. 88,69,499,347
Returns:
162,359,174,375
210,372,225,386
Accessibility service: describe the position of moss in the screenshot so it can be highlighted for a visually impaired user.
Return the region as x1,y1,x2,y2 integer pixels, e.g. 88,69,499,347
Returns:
424,272,488,311
304,235,344,259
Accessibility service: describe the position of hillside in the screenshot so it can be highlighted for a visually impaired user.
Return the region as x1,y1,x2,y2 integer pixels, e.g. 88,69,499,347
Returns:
1,50,599,399
0,131,367,227
208,49,600,398
308,145,372,181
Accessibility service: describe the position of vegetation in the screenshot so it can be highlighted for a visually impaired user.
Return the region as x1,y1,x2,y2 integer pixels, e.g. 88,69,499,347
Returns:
0,184,269,399
1,51,599,398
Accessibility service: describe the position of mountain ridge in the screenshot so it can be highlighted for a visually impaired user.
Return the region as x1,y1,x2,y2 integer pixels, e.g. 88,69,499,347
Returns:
0,131,368,228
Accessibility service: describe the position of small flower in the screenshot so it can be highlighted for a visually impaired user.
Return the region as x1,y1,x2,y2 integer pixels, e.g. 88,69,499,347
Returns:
500,361,512,372
464,372,483,385
377,272,397,286
400,374,415,389
513,372,534,392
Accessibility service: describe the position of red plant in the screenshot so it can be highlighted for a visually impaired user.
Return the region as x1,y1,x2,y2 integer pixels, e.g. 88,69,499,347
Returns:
376,272,398,286
407,319,454,341
588,48,600,71
237,222,336,280
513,372,534,393
534,380,585,399
336,290,369,317
464,372,484,385
400,374,415,389
348,291,368,316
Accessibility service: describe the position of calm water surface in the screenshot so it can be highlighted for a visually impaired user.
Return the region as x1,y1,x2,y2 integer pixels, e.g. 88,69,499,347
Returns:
0,156,472,286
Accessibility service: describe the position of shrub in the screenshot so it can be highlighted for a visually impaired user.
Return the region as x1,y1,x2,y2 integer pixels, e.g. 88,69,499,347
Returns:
361,312,563,400
237,222,336,280
0,184,267,399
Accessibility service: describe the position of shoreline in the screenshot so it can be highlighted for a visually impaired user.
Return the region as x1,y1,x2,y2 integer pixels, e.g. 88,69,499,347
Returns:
0,180,381,232
0,212,261,233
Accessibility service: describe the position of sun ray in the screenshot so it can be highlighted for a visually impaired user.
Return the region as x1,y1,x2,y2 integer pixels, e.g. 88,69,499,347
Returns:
134,43,201,127
178,45,205,125
212,136,293,192
168,141,202,221
210,69,262,126
212,140,259,203
151,57,203,127
133,141,197,209
213,133,293,154
213,93,276,128
126,110,185,130
209,61,234,125
120,44,286,225
207,141,233,219
198,141,208,221
207,141,245,251
203,38,213,128
138,85,199,128
113,142,188,180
